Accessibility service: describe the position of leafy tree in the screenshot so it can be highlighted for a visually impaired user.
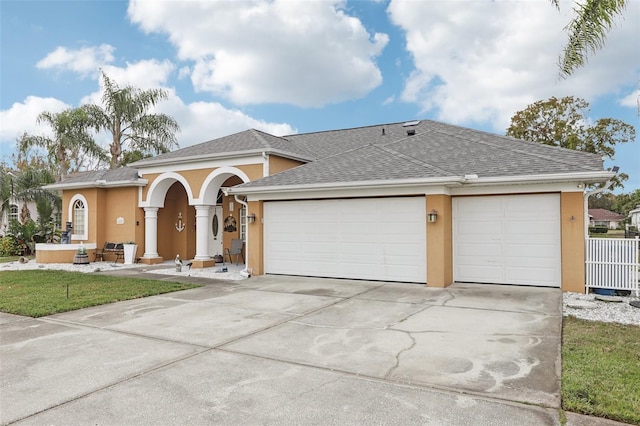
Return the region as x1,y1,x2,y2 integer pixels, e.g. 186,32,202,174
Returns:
553,0,629,77
612,189,640,219
507,96,634,189
83,71,180,168
18,108,107,180
588,192,616,210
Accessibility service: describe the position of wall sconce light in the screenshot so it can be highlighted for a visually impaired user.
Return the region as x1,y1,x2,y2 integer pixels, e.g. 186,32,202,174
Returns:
427,210,438,223
247,213,256,224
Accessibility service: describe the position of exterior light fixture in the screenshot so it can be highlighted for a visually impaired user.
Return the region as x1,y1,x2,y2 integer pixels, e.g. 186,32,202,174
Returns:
248,213,256,224
427,210,438,223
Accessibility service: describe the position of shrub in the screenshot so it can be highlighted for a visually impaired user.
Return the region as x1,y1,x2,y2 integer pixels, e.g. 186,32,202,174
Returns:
589,226,609,234
0,235,19,256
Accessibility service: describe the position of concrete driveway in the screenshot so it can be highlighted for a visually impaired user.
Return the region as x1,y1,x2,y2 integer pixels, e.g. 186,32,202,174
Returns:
1,275,562,425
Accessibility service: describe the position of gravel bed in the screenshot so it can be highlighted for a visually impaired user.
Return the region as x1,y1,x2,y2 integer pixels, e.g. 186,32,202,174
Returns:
0,259,247,281
563,292,640,326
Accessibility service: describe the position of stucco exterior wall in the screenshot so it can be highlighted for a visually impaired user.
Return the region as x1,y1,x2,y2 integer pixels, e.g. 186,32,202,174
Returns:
561,192,586,293
247,200,264,275
269,156,304,175
62,186,141,259
426,194,453,287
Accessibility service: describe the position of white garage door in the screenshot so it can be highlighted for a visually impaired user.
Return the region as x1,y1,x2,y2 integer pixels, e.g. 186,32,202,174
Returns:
453,194,561,287
264,197,426,283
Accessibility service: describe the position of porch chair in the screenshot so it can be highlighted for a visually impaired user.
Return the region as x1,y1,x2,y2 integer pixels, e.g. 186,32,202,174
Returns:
224,238,245,265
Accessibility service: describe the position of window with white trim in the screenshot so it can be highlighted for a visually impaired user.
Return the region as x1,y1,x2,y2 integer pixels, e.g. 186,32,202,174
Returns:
68,194,88,240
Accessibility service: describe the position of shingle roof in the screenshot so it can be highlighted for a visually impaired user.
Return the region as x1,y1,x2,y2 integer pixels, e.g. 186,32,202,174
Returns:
48,119,609,190
133,129,315,166
57,167,140,185
236,120,605,189
588,209,625,221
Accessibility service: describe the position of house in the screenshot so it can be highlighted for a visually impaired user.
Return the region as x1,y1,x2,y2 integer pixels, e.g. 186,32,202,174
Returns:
44,119,614,293
628,205,640,228
1,199,61,237
588,208,625,229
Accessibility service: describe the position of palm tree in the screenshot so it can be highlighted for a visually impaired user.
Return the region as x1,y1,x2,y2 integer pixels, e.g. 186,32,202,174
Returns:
83,71,180,168
18,108,107,181
1,166,60,241
554,0,629,77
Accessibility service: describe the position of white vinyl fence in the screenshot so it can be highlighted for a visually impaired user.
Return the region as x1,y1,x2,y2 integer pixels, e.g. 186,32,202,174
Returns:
586,237,639,296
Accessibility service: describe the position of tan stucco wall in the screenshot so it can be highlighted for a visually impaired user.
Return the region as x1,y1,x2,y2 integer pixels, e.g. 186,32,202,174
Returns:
247,200,264,275
157,182,194,260
62,186,141,259
561,192,586,293
426,194,453,287
269,156,304,175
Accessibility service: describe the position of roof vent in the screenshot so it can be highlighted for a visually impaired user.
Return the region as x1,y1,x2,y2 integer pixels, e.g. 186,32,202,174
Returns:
382,128,385,135
406,128,416,136
403,120,420,127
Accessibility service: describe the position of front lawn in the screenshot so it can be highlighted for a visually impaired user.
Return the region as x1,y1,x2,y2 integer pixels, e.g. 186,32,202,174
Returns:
0,270,199,317
562,316,640,425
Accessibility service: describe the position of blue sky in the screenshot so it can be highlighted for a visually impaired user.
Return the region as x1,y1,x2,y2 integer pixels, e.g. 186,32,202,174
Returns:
1,0,638,192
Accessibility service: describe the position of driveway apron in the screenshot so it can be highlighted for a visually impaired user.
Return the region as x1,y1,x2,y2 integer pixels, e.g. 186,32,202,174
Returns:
1,275,562,425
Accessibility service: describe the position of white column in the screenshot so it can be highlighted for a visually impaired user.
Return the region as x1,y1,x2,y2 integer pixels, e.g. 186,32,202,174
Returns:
143,207,159,258
194,205,212,260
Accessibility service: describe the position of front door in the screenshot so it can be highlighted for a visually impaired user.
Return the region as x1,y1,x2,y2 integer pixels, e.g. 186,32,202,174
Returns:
208,205,223,257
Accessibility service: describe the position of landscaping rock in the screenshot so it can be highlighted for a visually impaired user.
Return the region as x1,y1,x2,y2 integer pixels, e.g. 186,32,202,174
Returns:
594,295,625,303
567,301,598,310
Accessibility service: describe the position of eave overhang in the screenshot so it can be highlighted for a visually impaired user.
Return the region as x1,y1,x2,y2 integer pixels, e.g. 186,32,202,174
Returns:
44,179,149,191
228,171,614,196
131,148,313,169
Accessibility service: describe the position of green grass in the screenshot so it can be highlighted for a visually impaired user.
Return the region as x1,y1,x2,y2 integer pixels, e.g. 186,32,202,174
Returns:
562,316,640,425
0,270,199,317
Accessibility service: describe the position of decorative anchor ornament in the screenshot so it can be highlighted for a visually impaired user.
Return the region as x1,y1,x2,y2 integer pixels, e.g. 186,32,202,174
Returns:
175,212,186,232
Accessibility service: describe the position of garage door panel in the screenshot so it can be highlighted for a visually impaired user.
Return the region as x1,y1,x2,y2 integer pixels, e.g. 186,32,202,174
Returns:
505,267,558,284
456,221,503,236
264,198,426,282
454,194,561,287
457,243,502,257
456,265,503,282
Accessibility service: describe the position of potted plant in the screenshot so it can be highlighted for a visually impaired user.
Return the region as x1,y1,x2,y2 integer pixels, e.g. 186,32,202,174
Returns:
73,242,89,264
123,241,138,264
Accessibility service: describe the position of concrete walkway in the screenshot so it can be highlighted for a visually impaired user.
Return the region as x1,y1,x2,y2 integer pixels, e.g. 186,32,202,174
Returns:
2,275,565,425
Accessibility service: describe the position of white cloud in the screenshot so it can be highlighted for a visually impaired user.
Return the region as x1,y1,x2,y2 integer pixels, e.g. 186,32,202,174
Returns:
0,96,70,154
127,0,388,107
161,97,296,148
619,89,639,109
79,59,176,105
1,57,297,163
36,44,115,76
387,0,640,131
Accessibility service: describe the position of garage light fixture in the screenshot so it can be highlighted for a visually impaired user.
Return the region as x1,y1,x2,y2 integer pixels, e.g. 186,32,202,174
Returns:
247,213,256,224
427,210,438,223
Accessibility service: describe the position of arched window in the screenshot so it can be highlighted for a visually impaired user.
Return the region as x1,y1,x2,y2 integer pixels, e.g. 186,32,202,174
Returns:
68,194,88,240
8,204,18,224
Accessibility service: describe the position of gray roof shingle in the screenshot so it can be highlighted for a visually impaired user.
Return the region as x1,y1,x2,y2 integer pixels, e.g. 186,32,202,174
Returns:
133,129,315,166
49,119,607,190
57,167,140,185
236,120,605,189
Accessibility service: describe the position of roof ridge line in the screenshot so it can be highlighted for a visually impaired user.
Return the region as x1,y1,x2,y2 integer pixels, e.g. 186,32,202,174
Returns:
429,127,598,171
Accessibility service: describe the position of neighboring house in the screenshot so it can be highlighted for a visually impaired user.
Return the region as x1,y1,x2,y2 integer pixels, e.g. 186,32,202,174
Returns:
628,205,640,228
45,119,614,293
588,208,625,229
0,200,61,237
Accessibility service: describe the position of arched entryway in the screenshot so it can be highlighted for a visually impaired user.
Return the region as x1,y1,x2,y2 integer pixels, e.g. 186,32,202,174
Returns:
140,167,250,266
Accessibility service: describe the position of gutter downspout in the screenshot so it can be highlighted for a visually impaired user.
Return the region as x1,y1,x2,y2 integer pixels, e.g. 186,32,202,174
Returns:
234,194,251,278
583,166,619,238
